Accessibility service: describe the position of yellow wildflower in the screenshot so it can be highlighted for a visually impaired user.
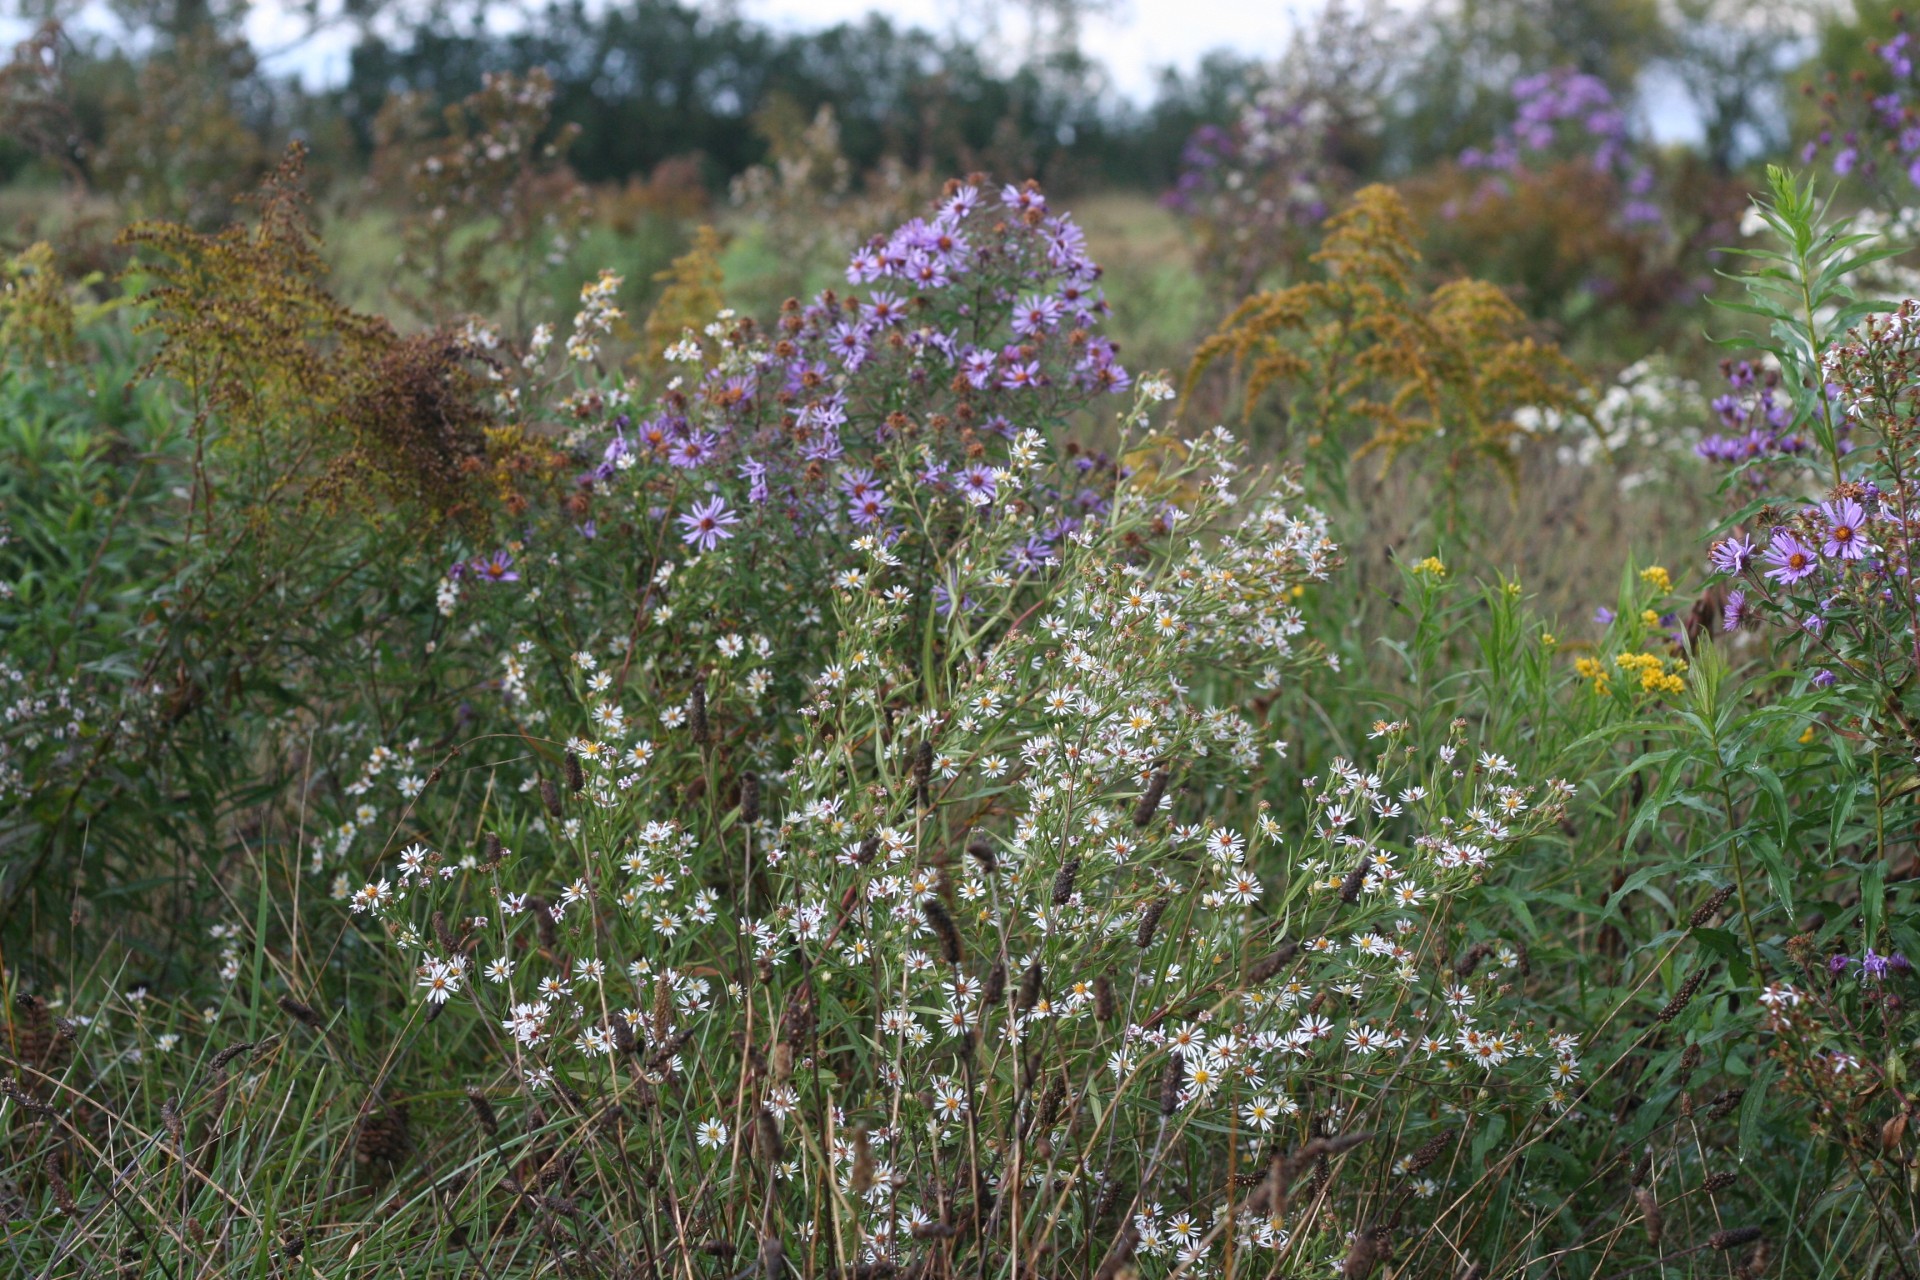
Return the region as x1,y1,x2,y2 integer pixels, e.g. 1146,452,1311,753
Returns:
1639,566,1672,594
1413,556,1447,579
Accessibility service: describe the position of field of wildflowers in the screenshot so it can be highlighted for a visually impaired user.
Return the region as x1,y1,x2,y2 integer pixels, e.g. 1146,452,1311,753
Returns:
9,13,1920,1279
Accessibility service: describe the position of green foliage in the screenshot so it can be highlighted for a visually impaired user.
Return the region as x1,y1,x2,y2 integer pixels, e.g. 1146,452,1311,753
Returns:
7,144,1920,1278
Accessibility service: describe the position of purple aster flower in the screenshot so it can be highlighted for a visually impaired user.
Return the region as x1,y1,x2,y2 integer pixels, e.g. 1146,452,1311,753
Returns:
1818,498,1868,560
1006,537,1056,572
848,490,893,527
1862,949,1895,980
1762,531,1819,585
830,322,869,368
933,583,977,616
739,457,769,505
957,464,997,506
1829,953,1855,975
1001,361,1044,390
677,496,740,552
1011,294,1064,337
1592,606,1615,626
1811,667,1837,688
474,551,518,584
941,184,980,220
961,349,996,389
666,432,717,469
1001,183,1045,213
903,251,948,290
1721,590,1751,633
1709,535,1755,575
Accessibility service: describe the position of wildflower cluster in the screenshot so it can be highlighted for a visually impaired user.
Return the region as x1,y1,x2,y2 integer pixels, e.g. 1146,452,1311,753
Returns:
1162,3,1385,293
1514,356,1700,489
1802,20,1920,210
1575,566,1691,698
1457,68,1663,231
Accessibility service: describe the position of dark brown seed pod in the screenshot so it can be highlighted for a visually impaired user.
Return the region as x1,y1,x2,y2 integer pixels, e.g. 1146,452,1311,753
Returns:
1159,1052,1185,1116
1341,1229,1385,1280
1036,1072,1067,1131
1136,897,1169,949
1092,1224,1139,1280
754,1107,783,1163
1678,1042,1702,1084
1403,1128,1455,1175
46,1150,75,1214
964,834,996,873
983,960,1007,1008
759,1235,786,1280
1702,1170,1738,1192
161,1096,183,1145
1633,1186,1662,1245
1093,973,1117,1022
650,972,675,1043
1247,943,1300,986
1454,942,1494,980
741,772,761,824
467,1088,499,1136
1707,1087,1746,1119
209,1041,255,1072
612,1017,637,1055
482,831,503,864
277,994,325,1031
539,778,562,817
1133,768,1169,827
1689,885,1735,929
1339,857,1371,904
1051,858,1081,906
690,676,709,744
1710,1227,1763,1251
912,740,933,808
698,1239,737,1258
855,833,879,865
281,1230,305,1260
1016,961,1044,1014
356,1103,410,1167
851,1127,875,1193
1657,970,1707,1023
433,910,457,954
564,751,585,793
922,897,963,966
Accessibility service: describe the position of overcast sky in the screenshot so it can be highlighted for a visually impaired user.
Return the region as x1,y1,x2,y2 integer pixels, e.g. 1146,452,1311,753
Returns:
4,0,1709,140
4,0,1319,102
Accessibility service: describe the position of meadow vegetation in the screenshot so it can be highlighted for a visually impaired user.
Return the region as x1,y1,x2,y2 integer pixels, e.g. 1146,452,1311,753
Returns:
5,3,1920,1277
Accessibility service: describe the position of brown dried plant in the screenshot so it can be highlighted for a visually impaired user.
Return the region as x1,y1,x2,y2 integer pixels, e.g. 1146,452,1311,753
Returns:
636,223,727,381
1187,184,1586,490
371,69,588,337
120,144,497,535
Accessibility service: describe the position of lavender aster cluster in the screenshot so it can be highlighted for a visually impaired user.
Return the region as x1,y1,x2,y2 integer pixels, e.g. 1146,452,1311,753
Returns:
1693,360,1803,464
1459,68,1662,230
1806,32,1920,192
575,176,1131,558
